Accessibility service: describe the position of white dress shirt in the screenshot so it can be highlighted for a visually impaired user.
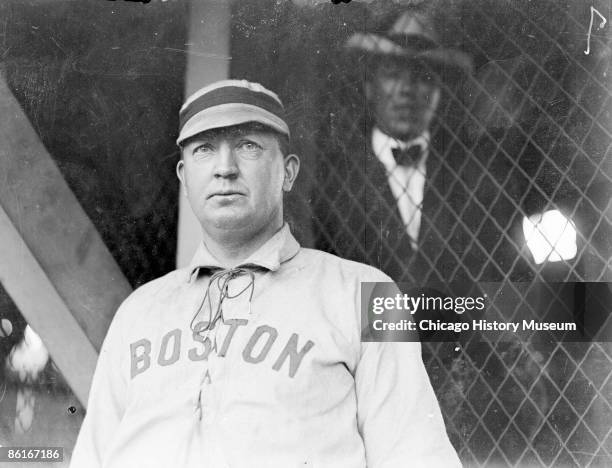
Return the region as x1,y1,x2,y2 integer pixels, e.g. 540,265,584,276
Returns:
371,127,430,250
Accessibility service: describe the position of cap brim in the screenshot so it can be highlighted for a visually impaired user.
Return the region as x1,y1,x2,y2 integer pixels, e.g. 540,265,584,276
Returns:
346,33,473,74
177,103,290,145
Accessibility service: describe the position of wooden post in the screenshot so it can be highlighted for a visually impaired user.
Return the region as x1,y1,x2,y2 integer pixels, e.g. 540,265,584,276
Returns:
176,0,232,268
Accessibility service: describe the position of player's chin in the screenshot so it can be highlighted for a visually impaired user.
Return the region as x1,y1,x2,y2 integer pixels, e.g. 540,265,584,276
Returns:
206,208,254,230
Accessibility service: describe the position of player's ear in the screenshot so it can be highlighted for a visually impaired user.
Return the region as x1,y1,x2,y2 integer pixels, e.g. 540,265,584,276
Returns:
176,159,188,195
282,154,300,192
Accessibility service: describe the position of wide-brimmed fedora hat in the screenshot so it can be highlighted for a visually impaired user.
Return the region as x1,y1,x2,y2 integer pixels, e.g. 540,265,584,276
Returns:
345,10,473,74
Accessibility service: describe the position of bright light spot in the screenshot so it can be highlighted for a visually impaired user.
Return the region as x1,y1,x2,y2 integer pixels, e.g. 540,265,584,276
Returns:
6,325,49,384
23,325,45,351
523,210,577,264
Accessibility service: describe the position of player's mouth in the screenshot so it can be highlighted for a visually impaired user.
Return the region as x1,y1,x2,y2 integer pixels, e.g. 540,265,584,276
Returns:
207,191,246,200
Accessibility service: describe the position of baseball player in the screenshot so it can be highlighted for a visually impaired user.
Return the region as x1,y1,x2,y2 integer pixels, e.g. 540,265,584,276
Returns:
70,79,460,468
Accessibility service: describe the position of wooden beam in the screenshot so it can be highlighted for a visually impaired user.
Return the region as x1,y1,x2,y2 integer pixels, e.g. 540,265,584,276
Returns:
0,76,133,405
0,205,97,407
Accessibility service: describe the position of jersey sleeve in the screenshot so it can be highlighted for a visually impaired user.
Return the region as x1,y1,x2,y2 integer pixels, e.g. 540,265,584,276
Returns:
69,299,131,468
355,340,461,468
352,266,460,467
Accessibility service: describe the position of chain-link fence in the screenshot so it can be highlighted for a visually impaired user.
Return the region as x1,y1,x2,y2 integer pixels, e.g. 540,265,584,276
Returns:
232,0,612,466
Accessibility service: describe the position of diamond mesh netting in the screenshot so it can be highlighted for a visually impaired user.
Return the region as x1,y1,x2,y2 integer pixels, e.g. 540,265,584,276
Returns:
232,0,612,466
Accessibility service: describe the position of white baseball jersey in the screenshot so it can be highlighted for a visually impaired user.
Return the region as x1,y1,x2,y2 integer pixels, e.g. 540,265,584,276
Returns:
71,224,460,468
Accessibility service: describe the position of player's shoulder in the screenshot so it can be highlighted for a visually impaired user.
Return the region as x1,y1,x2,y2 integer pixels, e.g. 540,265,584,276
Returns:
115,268,188,317
297,247,394,283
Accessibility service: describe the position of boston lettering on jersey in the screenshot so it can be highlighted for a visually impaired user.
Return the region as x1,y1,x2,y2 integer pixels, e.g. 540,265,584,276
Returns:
129,319,315,380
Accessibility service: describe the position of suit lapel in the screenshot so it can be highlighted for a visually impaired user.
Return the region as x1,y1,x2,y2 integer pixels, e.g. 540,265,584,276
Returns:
343,129,466,284
362,139,416,282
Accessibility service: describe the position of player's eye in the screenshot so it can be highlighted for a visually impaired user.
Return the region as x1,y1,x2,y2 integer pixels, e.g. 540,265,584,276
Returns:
192,143,214,157
236,140,262,158
239,140,261,150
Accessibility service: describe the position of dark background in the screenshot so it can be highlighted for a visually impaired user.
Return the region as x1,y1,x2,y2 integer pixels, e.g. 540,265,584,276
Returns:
0,0,187,460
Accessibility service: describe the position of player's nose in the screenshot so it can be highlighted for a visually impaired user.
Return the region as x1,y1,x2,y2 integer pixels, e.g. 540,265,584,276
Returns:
214,142,239,179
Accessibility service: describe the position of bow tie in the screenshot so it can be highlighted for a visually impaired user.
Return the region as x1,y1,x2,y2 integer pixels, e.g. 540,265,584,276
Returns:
392,145,423,166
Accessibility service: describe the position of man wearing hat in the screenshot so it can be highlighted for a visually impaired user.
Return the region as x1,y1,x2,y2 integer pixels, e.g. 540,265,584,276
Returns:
70,79,460,467
314,9,522,285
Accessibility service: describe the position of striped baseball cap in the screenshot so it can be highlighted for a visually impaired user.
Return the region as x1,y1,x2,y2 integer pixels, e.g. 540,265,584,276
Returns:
177,79,289,146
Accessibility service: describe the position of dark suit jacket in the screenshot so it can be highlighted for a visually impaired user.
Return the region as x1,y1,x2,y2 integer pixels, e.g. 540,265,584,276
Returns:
313,123,535,287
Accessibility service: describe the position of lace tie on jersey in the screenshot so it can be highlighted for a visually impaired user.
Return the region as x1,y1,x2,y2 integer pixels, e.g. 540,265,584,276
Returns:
189,267,255,337
191,268,255,421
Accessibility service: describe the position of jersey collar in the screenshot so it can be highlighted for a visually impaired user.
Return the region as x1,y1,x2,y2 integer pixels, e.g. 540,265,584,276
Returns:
186,223,300,282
